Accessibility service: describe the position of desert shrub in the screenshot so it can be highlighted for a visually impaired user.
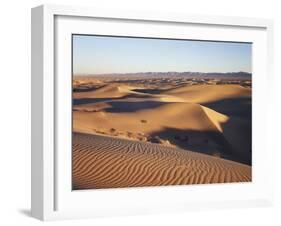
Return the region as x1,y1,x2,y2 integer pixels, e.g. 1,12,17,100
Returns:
127,131,133,138
110,128,116,133
148,136,162,144
213,152,221,158
139,137,147,142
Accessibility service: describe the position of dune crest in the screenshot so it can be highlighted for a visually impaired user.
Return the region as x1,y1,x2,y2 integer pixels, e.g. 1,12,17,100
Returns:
201,106,229,132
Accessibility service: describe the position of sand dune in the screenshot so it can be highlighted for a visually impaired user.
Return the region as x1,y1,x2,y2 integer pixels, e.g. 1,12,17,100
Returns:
73,100,250,164
73,132,251,189
73,83,146,99
162,84,251,103
73,101,218,133
73,102,223,148
72,78,252,189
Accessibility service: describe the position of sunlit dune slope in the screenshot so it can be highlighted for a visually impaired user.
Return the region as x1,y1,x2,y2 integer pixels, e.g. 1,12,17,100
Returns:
162,84,251,103
73,101,250,163
73,101,221,134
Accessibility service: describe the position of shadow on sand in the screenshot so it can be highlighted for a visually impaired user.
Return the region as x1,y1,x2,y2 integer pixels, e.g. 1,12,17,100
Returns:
73,93,159,106
73,84,106,93
104,101,169,113
202,97,252,118
149,118,251,165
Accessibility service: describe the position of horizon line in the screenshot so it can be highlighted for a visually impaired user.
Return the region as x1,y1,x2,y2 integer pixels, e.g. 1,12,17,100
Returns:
73,71,252,76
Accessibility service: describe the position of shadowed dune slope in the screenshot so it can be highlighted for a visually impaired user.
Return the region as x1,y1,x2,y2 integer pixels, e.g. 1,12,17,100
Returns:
73,132,251,189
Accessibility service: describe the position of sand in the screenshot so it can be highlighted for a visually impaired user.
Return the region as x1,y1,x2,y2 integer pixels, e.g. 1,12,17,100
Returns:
73,132,251,189
73,78,252,189
163,84,251,103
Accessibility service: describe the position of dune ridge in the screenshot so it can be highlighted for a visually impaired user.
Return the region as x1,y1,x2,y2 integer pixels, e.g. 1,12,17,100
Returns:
163,84,251,103
73,83,142,99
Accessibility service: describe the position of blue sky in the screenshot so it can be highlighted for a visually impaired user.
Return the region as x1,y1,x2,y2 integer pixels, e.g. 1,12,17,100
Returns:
73,35,252,75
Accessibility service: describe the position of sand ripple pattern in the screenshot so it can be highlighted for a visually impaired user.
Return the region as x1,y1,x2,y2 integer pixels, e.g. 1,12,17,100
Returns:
73,132,251,189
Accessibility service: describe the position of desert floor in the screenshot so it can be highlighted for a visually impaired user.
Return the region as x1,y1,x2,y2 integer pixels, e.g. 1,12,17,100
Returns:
72,76,252,189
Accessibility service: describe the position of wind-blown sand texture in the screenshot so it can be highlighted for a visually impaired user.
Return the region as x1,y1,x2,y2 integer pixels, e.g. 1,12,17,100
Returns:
73,77,252,189
73,133,251,189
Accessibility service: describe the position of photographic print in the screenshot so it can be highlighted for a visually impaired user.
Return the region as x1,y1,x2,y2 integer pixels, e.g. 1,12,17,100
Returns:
72,35,252,190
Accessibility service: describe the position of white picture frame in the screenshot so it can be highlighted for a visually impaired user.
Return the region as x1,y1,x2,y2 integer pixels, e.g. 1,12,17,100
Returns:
31,4,274,221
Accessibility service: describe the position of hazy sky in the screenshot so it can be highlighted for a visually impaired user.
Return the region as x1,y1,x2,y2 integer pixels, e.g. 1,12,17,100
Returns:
73,35,252,75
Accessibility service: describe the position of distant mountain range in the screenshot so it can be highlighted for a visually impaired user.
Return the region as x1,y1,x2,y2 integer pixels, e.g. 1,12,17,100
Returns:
83,71,251,79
